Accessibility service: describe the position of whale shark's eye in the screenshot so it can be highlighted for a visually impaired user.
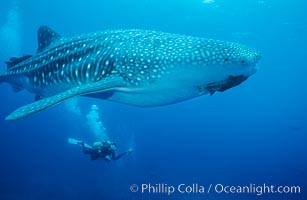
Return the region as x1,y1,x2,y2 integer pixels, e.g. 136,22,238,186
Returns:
224,58,228,62
241,60,246,64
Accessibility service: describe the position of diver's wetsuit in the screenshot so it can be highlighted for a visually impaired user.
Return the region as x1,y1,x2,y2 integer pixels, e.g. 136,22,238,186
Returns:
80,142,127,161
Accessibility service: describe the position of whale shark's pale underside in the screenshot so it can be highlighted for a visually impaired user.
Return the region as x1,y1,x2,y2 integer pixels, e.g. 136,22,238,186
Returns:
0,26,261,120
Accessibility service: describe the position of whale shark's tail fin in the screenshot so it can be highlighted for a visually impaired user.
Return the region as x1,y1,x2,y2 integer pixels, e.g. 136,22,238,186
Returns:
0,55,32,92
0,71,24,92
0,72,4,82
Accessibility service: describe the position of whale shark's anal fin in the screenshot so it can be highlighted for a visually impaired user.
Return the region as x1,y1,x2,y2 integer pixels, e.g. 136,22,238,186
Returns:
6,76,125,121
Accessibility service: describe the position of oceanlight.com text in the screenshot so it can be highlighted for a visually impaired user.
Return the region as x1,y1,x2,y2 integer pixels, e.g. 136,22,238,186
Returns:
214,183,301,196
130,183,301,196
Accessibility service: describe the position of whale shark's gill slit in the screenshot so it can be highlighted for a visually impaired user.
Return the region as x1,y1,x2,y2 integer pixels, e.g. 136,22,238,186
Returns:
93,45,117,82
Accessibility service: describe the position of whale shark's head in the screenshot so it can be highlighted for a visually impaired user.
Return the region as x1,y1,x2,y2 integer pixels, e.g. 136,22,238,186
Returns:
111,32,262,106
196,40,261,95
156,38,262,96
220,41,261,73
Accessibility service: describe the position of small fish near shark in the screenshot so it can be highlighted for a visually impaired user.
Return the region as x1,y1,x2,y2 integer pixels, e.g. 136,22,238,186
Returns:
0,26,261,120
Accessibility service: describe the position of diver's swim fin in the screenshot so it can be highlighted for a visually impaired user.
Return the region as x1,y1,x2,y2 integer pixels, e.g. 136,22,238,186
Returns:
127,148,133,155
68,138,81,145
122,148,133,156
68,138,92,148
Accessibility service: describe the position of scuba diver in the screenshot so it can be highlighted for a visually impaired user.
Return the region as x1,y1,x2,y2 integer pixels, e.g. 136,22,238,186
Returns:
68,138,133,161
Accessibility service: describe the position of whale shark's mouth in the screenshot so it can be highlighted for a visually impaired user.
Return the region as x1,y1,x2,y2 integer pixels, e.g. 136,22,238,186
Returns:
197,75,249,96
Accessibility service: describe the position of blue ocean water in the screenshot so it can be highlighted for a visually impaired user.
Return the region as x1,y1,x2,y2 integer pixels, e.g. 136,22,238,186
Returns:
0,0,306,199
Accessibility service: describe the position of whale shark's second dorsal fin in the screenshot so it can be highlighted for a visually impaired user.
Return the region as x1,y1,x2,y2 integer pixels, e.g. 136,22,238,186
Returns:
37,26,61,53
5,55,32,69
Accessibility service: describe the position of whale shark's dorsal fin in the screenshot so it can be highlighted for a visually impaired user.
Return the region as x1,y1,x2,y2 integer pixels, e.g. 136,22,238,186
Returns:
37,26,61,53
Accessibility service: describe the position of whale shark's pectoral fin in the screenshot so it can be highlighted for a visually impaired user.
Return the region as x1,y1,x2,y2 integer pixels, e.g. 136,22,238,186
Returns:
6,76,125,121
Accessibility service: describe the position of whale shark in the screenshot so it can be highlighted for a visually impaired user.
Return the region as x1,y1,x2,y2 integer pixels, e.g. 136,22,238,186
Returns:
0,26,261,120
